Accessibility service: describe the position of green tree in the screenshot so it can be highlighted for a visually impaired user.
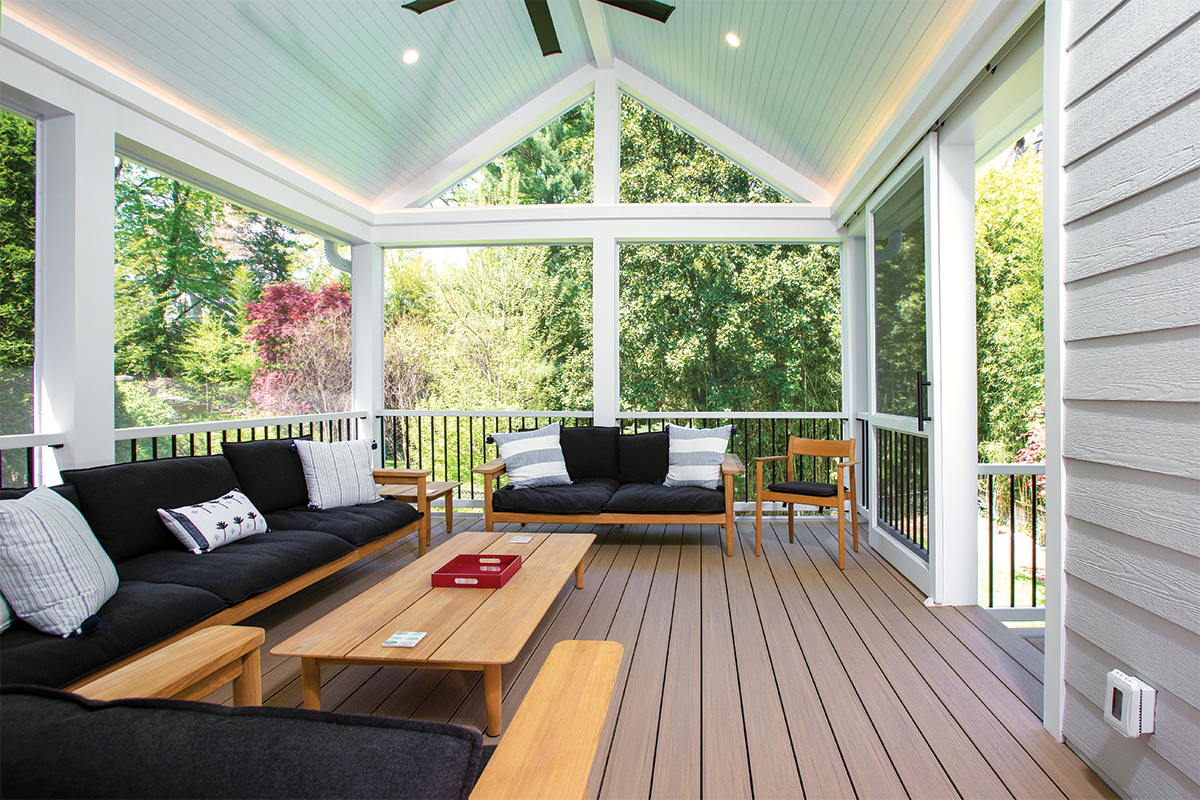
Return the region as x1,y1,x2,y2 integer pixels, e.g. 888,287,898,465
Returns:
0,110,36,437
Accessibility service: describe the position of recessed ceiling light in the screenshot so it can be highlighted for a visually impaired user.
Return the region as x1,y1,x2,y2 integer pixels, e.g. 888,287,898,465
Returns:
725,32,740,47
402,49,420,65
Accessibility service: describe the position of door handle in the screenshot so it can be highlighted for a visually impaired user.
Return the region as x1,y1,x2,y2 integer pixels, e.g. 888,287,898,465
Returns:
916,371,932,431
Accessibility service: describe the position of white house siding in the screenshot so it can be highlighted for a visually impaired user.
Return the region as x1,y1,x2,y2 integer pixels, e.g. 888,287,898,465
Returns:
1060,1,1200,797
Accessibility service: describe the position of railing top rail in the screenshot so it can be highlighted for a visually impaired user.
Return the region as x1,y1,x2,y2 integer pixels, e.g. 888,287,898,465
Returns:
115,411,368,441
379,410,594,419
0,432,66,449
618,411,848,420
977,463,1047,476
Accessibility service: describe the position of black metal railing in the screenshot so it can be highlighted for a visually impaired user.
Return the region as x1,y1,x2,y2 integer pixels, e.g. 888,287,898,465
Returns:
115,413,365,463
876,427,929,557
978,465,1046,609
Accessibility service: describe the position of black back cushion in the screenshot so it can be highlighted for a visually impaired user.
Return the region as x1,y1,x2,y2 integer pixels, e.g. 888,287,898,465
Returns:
0,484,80,508
61,456,241,563
221,436,311,514
617,430,669,484
559,426,620,481
0,686,483,799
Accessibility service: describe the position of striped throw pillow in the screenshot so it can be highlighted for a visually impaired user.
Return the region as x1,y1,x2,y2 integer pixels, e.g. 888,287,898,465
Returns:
0,487,119,637
293,439,382,509
157,489,269,553
663,424,733,491
0,594,11,633
492,424,572,489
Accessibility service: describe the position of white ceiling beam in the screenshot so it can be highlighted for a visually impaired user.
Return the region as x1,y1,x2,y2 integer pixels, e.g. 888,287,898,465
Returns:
615,60,833,206
372,202,838,246
376,64,598,212
578,0,613,69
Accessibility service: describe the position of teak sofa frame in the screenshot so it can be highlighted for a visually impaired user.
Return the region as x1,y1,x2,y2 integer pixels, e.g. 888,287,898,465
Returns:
66,468,430,692
474,455,746,556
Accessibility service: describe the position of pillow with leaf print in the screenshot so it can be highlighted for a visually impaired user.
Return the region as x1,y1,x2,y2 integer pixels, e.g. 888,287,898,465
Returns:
156,489,269,554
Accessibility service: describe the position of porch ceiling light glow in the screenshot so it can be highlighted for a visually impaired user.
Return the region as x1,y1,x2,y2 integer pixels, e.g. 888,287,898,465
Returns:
402,49,420,64
725,32,740,47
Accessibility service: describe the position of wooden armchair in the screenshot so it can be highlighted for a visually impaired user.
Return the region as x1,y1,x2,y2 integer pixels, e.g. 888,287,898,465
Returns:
753,437,860,567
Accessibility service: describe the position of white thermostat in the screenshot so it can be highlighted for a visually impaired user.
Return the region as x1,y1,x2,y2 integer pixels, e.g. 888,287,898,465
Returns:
1104,669,1155,737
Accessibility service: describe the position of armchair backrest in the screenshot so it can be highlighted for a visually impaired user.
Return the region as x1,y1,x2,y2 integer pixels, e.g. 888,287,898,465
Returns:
784,437,856,481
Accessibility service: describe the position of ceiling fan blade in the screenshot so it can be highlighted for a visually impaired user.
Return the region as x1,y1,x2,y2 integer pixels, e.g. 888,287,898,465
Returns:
525,0,562,56
401,0,456,14
597,0,675,23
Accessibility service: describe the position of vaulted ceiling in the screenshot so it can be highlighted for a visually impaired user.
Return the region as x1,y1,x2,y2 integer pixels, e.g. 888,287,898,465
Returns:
6,0,993,209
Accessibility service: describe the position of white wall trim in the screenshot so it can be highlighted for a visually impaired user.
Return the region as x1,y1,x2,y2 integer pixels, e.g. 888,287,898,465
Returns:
351,244,384,466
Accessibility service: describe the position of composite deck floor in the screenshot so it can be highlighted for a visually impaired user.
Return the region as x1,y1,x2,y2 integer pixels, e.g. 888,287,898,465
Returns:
212,514,1115,800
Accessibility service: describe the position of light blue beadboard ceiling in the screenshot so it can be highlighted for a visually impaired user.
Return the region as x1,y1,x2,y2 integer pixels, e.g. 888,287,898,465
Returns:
7,0,966,207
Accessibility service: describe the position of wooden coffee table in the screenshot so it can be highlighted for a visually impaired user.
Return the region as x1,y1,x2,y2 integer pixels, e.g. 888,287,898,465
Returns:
272,530,594,736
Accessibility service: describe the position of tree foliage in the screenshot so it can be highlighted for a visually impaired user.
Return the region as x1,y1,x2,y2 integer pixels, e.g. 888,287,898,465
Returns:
0,111,35,369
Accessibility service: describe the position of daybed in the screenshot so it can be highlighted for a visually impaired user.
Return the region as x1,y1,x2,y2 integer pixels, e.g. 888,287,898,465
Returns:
474,425,746,556
0,438,429,690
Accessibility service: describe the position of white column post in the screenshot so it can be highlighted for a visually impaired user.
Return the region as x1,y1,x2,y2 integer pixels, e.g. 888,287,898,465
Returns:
351,243,384,467
38,106,116,472
841,233,868,508
593,70,619,206
592,233,619,426
929,134,979,606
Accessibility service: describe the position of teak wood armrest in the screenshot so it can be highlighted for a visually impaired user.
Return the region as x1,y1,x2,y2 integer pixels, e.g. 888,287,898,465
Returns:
722,453,746,474
752,454,788,463
373,468,432,484
74,625,265,706
835,459,862,468
473,458,508,477
470,640,623,800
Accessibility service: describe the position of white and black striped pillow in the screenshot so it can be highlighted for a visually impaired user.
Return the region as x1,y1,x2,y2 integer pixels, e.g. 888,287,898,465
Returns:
663,424,733,490
293,439,382,509
0,487,119,637
157,489,269,553
492,424,572,490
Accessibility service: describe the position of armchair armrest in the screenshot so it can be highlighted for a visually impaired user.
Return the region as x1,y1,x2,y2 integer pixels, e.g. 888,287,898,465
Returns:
473,458,508,477
722,453,746,474
834,459,862,469
471,640,623,800
752,454,788,463
372,468,432,485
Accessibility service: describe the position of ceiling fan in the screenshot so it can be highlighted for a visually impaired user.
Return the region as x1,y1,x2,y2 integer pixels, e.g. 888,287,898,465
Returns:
401,0,675,57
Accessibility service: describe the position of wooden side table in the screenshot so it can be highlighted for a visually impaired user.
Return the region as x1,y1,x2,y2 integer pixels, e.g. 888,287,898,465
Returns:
379,480,462,548
74,625,265,706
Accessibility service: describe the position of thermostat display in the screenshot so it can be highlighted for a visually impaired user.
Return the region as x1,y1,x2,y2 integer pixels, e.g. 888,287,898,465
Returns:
1104,669,1155,737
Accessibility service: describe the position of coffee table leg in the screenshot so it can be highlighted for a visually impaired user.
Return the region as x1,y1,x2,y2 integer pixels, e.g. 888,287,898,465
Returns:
445,493,454,535
484,664,503,737
301,658,322,710
575,558,585,589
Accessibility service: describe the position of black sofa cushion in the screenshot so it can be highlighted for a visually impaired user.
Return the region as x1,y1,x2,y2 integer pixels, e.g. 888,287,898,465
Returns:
114,530,353,605
0,484,80,508
602,483,726,514
265,498,421,547
0,581,227,689
768,481,838,497
617,431,669,484
221,437,311,514
493,479,618,515
62,457,241,563
560,426,620,480
0,686,484,800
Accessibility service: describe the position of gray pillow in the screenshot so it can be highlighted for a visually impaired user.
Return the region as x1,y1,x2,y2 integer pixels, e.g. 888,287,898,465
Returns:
294,439,382,509
491,423,572,489
0,487,119,637
662,424,733,491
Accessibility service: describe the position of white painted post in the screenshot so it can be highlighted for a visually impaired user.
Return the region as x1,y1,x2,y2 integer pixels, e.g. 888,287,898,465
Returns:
841,233,868,509
930,134,979,606
351,243,384,467
592,234,619,426
38,106,116,472
593,70,619,206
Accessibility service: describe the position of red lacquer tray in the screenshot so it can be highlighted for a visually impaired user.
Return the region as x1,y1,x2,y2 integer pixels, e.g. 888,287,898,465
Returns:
431,553,522,588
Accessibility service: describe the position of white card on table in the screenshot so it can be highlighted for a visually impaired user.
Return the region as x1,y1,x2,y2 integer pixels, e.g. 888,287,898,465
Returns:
508,535,533,543
382,631,427,648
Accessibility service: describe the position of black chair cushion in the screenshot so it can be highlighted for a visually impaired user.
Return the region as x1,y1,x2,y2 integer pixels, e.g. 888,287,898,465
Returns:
115,530,353,605
492,479,618,515
221,437,311,514
62,457,242,563
560,426,620,481
602,483,725,514
0,686,484,799
0,581,227,689
0,484,80,508
617,431,669,484
767,481,839,497
265,499,421,547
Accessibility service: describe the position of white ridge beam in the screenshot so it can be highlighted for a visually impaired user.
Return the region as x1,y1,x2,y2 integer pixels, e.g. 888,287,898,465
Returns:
578,0,613,69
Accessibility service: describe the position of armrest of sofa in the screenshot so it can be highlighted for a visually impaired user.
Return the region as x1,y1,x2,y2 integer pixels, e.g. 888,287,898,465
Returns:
472,458,508,478
471,640,623,800
373,468,433,486
722,453,746,474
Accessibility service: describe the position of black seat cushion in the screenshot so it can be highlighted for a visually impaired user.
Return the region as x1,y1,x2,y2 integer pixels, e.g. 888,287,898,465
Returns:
221,437,311,514
62,456,242,563
602,483,726,514
493,479,618,515
0,686,484,799
0,581,227,689
265,499,421,547
616,431,669,484
560,426,620,481
767,481,839,497
115,530,353,605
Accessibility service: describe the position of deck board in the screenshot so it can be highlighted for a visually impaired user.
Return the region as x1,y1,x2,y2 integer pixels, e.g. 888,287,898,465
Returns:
221,514,1111,799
